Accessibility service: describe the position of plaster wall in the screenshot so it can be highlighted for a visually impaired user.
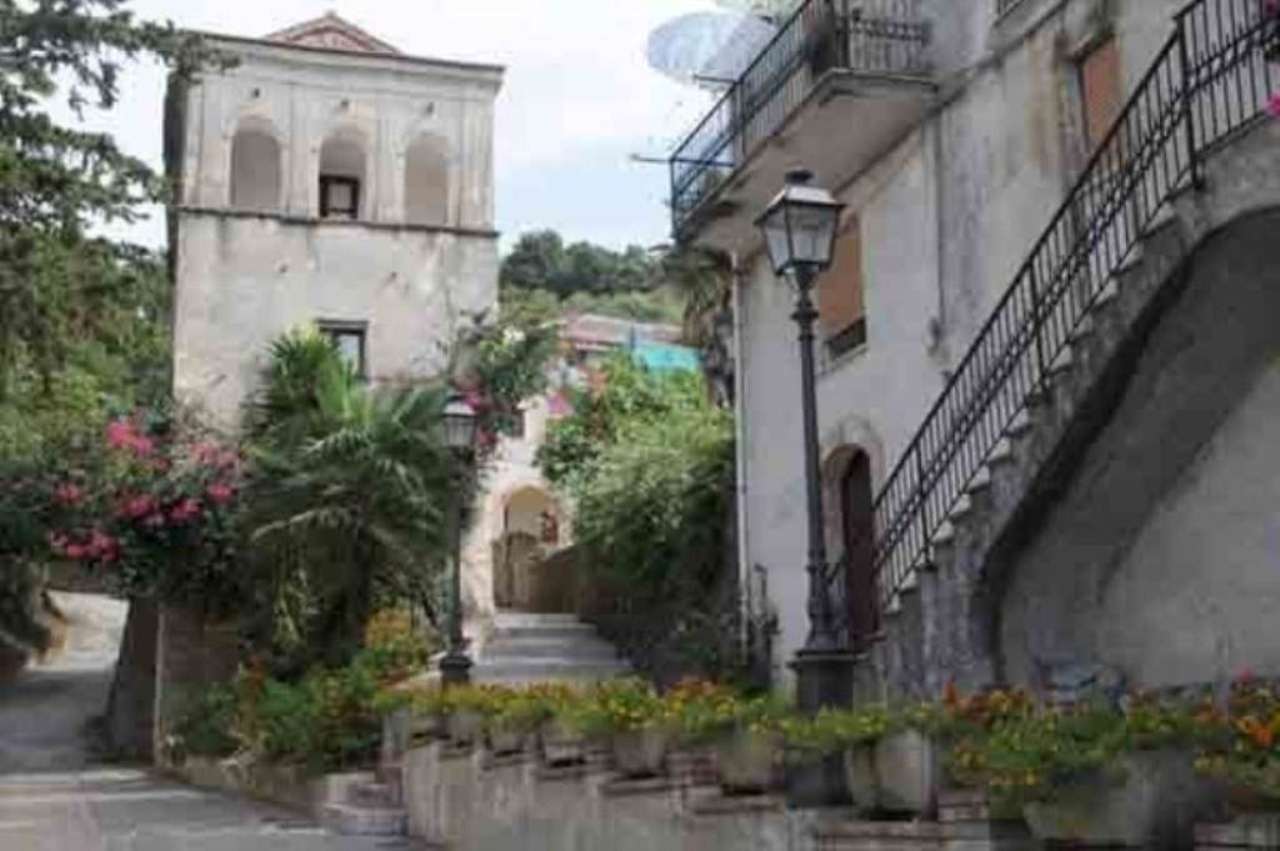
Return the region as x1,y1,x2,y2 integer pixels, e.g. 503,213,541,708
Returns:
172,213,497,425
728,0,1198,682
169,37,501,428
999,209,1280,689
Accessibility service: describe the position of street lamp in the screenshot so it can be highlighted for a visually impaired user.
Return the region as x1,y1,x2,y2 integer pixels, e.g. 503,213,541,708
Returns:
755,168,856,714
440,391,477,687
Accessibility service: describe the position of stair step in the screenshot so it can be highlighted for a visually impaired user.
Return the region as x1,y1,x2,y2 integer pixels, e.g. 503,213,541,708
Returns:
491,623,600,642
322,803,407,837
472,659,630,684
1005,408,1033,438
988,436,1014,464
493,612,582,628
964,466,992,495
948,492,973,521
482,638,620,662
931,520,955,545
349,781,398,808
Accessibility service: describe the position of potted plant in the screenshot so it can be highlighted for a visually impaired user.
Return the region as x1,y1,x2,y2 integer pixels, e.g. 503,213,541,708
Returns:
576,678,671,779
663,678,734,786
538,684,589,767
785,704,894,813
976,696,1214,846
715,694,789,795
442,685,499,748
1193,676,1280,817
487,687,556,756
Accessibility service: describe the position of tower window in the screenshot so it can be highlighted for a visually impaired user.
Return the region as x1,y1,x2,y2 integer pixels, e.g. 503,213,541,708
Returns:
318,320,367,378
320,176,360,220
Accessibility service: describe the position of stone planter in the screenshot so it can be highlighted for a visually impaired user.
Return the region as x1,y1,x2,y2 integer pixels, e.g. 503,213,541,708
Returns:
488,727,527,756
446,710,484,747
540,718,585,766
612,727,670,779
716,728,781,795
840,731,938,816
1023,749,1216,847
843,746,878,813
875,729,938,816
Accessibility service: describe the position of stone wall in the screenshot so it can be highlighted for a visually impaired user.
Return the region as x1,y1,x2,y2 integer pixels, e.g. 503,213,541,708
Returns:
400,744,836,851
104,600,158,760
998,207,1280,690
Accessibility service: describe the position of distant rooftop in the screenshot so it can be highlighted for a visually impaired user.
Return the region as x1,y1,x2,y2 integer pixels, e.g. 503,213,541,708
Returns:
561,314,682,352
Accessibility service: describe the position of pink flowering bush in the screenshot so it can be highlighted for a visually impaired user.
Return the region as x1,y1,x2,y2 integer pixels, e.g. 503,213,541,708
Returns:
46,412,247,614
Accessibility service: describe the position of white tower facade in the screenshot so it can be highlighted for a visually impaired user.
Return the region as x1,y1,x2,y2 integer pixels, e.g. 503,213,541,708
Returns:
166,13,504,425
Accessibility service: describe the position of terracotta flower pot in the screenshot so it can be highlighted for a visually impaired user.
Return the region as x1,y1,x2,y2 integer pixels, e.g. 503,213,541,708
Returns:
446,710,484,747
612,727,670,778
1023,749,1218,847
716,728,781,795
540,718,585,766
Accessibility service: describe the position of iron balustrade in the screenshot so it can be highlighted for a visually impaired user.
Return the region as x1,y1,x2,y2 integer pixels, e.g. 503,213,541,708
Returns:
867,0,1279,620
996,0,1031,18
668,0,931,238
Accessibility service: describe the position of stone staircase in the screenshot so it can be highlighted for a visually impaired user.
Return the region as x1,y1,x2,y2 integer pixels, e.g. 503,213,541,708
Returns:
320,770,409,837
816,789,1036,849
472,612,630,685
868,201,1195,698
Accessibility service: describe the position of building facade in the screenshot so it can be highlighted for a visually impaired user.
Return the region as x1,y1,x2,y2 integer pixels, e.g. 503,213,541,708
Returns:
166,13,503,427
672,0,1280,697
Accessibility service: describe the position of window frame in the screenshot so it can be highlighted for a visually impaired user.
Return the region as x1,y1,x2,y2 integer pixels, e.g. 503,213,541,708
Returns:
319,175,361,220
317,319,369,379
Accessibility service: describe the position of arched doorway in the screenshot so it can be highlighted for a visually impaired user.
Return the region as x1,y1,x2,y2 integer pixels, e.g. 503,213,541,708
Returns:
493,487,570,613
836,449,878,651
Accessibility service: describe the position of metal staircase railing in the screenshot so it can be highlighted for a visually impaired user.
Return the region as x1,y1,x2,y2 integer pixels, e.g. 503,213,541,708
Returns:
867,0,1278,614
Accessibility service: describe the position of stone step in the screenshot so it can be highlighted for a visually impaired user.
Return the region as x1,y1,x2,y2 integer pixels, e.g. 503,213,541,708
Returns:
490,622,600,642
348,781,398,808
472,658,629,684
482,637,620,662
321,803,407,837
493,612,583,629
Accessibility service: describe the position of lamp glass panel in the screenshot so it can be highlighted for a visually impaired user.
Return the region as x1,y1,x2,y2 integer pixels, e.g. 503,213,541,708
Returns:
787,204,839,267
760,206,793,275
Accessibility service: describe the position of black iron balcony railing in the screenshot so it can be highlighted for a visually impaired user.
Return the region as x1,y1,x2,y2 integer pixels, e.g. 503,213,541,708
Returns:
668,0,931,238
867,0,1279,618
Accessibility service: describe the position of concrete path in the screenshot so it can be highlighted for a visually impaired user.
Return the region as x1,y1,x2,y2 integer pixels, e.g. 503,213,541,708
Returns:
0,593,425,850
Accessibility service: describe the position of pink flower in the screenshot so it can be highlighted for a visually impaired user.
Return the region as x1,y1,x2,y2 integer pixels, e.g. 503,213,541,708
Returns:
53,483,84,507
86,530,119,563
206,482,235,506
105,419,155,458
1239,667,1257,684
168,498,203,525
1268,91,1280,119
64,543,87,561
118,494,158,520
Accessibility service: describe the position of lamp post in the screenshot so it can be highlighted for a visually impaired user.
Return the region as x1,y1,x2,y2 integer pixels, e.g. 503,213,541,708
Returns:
755,168,857,715
440,391,477,687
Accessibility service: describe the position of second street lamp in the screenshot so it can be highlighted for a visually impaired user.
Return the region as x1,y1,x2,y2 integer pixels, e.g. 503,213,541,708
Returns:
755,168,857,715
440,391,478,687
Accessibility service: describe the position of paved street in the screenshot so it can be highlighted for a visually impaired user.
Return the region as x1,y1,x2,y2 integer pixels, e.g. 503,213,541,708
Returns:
0,593,421,850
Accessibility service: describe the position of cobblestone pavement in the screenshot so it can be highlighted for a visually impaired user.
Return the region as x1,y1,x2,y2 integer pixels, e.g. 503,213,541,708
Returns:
0,593,423,850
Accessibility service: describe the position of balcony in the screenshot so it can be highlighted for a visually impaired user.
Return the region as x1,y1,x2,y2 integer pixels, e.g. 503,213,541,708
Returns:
669,0,934,248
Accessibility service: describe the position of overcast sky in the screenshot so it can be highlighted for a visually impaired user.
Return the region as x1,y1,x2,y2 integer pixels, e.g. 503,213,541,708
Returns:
82,0,720,253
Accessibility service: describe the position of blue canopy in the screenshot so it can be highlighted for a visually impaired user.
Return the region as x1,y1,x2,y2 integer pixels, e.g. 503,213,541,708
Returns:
631,342,701,373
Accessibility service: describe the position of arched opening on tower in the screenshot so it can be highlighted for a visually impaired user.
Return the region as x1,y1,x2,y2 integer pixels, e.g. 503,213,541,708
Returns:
229,126,282,212
403,135,449,226
318,132,367,220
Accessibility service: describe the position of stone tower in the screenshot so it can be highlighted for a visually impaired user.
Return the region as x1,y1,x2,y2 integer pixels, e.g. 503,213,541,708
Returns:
165,13,504,426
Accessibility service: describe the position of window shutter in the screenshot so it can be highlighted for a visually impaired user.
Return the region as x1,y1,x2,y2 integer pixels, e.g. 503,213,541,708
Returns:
816,220,865,341
1080,38,1122,151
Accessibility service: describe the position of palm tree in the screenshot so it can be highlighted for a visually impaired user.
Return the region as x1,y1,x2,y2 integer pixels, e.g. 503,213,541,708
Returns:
243,329,452,671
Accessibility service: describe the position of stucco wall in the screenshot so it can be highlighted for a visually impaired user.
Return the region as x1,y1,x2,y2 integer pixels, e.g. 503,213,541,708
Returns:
172,212,497,425
728,0,1198,684
999,209,1280,689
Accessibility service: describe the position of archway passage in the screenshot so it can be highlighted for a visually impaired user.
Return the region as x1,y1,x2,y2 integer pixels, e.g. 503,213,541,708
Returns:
839,449,879,651
229,126,282,212
492,487,570,613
